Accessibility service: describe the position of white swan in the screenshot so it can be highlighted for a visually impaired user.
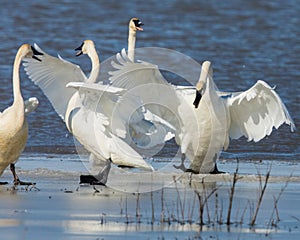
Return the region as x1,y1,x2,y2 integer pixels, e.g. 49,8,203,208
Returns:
124,18,176,148
73,40,167,150
178,61,294,173
23,40,154,185
0,44,42,185
109,51,295,173
72,41,172,159
72,37,174,156
127,17,144,62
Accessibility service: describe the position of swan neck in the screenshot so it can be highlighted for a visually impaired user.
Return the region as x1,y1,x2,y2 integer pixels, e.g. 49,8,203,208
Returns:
87,48,100,83
196,61,212,90
128,28,136,62
12,49,24,105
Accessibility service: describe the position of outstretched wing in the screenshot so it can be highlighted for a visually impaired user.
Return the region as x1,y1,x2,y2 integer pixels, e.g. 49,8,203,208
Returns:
23,43,87,119
109,49,181,129
109,49,168,87
228,80,295,142
66,82,124,135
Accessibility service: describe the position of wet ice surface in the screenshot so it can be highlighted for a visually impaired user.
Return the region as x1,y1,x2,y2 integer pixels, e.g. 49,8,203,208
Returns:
0,154,299,240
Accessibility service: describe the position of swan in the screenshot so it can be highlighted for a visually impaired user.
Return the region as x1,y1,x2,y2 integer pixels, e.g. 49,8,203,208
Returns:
185,61,295,173
0,44,42,185
127,17,144,62
109,51,295,174
23,40,154,185
72,41,173,165
125,18,176,146
72,40,164,149
110,18,295,173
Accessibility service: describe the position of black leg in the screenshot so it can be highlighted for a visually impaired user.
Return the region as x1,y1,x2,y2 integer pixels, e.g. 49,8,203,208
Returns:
185,168,200,174
185,164,224,174
79,175,106,186
10,164,36,186
0,181,8,185
209,164,225,174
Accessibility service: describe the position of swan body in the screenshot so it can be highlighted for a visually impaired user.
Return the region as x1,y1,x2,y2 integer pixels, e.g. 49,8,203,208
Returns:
109,52,295,173
0,44,41,182
72,38,173,150
23,40,154,178
65,81,153,170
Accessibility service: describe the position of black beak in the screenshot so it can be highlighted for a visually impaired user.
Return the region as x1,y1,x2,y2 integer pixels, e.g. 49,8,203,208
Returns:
75,42,84,56
31,45,43,62
133,19,144,30
193,90,202,108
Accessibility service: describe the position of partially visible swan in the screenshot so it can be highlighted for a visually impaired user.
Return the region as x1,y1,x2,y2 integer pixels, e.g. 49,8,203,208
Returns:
23,40,154,185
109,51,295,173
125,18,176,147
128,17,144,62
0,44,42,185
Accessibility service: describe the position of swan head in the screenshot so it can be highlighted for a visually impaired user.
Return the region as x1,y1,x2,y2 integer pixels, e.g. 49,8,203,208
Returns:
193,61,212,108
75,39,95,56
18,44,43,62
129,18,144,32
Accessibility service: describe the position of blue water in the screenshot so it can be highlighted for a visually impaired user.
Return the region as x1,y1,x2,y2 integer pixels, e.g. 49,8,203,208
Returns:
0,0,299,160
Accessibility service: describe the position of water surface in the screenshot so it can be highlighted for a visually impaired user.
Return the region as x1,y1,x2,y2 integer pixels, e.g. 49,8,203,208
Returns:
0,0,298,160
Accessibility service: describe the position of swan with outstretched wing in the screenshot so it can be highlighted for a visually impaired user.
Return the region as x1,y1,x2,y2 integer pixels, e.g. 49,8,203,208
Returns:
23,41,154,185
109,50,295,174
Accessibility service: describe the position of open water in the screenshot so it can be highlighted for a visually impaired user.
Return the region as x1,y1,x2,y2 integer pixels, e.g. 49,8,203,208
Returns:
0,0,299,161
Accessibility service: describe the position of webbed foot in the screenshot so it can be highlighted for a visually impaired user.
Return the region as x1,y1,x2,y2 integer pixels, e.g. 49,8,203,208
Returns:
10,163,36,186
79,175,106,186
14,179,36,186
173,153,188,172
173,163,187,172
209,164,225,174
185,168,199,174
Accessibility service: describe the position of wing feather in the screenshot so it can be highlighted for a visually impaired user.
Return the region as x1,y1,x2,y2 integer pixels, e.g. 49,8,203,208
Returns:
228,80,295,142
23,43,87,119
109,50,181,129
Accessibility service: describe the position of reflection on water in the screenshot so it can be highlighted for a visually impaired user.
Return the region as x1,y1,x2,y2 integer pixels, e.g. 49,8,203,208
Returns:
0,219,20,227
0,0,298,160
